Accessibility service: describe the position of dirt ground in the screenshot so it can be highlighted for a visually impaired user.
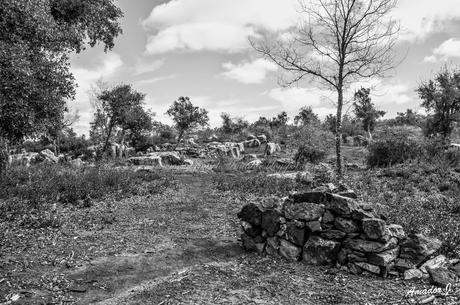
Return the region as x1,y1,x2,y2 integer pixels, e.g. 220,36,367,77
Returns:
0,167,458,304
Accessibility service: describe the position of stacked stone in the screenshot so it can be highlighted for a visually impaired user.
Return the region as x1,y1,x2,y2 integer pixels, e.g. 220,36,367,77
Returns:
237,189,458,285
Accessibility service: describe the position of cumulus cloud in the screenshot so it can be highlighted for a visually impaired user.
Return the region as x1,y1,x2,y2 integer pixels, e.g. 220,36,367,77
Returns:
142,0,299,54
394,0,460,41
423,38,460,62
221,58,277,84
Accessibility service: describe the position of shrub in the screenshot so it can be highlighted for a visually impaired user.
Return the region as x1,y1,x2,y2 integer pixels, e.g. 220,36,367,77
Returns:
0,164,174,227
367,126,422,167
290,125,335,166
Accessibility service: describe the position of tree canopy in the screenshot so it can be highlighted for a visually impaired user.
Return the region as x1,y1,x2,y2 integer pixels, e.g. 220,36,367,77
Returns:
353,87,385,138
252,0,400,176
166,97,209,145
0,0,123,143
90,84,152,151
417,67,460,138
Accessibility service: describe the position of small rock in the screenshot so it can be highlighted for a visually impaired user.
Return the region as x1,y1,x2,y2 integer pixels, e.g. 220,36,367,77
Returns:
362,218,389,241
283,200,326,222
367,247,399,267
306,221,322,233
399,234,442,265
395,258,415,272
419,255,448,274
343,237,398,253
348,262,363,275
404,268,424,280
322,210,335,224
387,224,406,239
266,236,280,256
337,190,358,199
289,191,327,204
279,239,302,261
334,217,359,233
354,262,381,275
303,236,341,265
237,203,262,226
241,233,265,254
325,193,358,215
286,221,307,246
426,266,458,288
320,230,347,241
261,210,281,237
241,221,262,237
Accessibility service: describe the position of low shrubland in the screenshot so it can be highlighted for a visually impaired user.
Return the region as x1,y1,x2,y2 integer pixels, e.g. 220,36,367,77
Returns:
0,163,174,228
348,163,460,257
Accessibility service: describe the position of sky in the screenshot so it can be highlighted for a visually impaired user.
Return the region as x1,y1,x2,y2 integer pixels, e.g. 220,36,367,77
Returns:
69,0,460,135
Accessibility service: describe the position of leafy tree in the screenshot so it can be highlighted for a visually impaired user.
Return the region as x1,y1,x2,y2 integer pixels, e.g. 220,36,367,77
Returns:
166,97,209,147
220,113,249,141
324,114,361,138
353,88,385,139
90,84,152,153
0,0,122,144
294,106,320,126
391,109,425,127
269,111,289,131
252,0,400,177
253,116,271,127
417,68,460,138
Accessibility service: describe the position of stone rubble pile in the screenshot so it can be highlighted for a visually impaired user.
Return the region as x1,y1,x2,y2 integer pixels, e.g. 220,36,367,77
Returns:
237,187,460,287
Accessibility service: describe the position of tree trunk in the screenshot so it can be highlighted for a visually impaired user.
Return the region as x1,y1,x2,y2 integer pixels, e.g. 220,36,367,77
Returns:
0,137,9,175
335,86,344,179
102,119,114,155
175,130,184,150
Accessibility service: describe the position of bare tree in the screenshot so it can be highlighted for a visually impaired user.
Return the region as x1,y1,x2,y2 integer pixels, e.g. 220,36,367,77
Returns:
252,0,400,177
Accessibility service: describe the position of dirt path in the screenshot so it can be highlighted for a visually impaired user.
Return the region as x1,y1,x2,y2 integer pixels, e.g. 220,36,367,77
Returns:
1,170,449,304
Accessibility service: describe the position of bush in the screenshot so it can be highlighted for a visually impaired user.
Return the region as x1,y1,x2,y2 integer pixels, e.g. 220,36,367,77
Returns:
367,126,422,167
0,164,174,227
289,125,335,166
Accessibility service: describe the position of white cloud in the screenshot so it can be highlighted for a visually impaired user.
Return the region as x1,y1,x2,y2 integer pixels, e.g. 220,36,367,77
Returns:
394,0,460,41
221,59,277,84
135,75,176,86
142,0,299,54
133,59,165,76
423,38,460,62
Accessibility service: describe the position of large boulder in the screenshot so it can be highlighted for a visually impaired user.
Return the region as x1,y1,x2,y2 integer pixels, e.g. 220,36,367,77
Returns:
264,142,280,156
38,149,58,163
303,236,341,265
399,234,442,265
128,156,163,166
283,200,325,222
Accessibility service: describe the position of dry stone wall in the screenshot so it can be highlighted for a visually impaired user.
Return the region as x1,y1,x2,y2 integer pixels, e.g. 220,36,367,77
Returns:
237,187,459,286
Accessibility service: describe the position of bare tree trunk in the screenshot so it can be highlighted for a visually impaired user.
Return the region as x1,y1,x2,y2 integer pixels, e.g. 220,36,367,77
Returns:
336,84,344,179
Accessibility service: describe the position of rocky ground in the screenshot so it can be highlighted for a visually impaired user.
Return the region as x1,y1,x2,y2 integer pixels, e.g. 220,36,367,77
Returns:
1,168,459,304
